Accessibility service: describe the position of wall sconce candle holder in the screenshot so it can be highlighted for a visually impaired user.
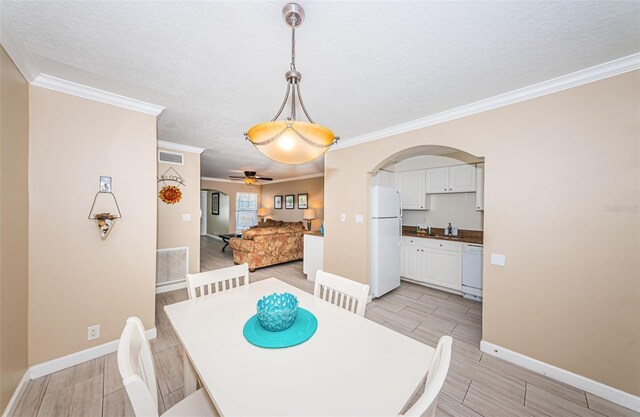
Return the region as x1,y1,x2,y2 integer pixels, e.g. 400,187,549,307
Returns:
88,176,122,240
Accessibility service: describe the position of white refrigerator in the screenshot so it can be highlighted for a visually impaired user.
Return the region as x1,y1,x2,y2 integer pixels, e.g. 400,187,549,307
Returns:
371,186,402,298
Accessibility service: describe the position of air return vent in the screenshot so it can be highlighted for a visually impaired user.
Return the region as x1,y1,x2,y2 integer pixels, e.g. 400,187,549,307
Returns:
156,247,188,286
158,151,184,165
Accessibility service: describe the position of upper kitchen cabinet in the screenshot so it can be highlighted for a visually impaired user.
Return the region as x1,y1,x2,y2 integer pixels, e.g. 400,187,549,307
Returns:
425,167,448,193
396,170,430,210
426,164,476,194
449,164,476,192
476,163,484,211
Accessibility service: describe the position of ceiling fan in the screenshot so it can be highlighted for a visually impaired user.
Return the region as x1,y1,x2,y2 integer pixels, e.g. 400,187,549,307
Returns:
229,171,273,185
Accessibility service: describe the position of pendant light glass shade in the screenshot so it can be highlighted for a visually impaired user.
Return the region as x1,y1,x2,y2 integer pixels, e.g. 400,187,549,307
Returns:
246,120,335,165
244,3,338,165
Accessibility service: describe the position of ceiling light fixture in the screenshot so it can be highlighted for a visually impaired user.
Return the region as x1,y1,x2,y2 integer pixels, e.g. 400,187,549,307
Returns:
244,3,339,165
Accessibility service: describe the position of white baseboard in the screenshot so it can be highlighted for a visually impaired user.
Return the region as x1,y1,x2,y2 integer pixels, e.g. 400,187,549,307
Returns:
205,234,222,241
2,368,31,417
156,280,187,294
30,328,156,379
480,340,640,412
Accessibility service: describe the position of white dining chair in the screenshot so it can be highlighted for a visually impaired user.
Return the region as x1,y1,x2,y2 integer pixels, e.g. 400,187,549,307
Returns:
402,335,453,417
117,317,219,417
314,270,370,316
186,263,249,299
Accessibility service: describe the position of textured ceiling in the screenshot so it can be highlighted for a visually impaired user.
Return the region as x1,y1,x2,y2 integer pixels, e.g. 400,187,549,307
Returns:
5,1,640,179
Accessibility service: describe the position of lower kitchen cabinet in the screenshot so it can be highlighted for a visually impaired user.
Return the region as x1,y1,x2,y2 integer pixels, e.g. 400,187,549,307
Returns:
401,241,421,280
424,248,461,291
400,237,462,292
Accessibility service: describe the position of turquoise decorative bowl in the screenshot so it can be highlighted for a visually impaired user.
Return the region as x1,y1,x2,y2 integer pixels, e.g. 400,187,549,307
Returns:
256,292,299,332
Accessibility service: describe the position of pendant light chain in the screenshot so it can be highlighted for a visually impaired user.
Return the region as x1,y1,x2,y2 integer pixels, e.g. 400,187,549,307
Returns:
244,3,338,165
291,26,296,71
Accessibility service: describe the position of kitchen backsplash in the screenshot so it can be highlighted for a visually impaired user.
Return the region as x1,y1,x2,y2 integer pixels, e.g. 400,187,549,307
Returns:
402,193,483,230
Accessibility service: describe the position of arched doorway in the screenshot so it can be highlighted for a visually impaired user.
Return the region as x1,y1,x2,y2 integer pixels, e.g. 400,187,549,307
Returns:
368,144,485,346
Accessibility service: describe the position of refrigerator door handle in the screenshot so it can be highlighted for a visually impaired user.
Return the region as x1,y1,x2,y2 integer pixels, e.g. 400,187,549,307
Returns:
398,191,403,218
398,218,402,246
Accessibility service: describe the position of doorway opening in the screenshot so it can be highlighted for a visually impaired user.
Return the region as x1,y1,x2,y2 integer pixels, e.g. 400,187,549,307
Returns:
369,145,484,349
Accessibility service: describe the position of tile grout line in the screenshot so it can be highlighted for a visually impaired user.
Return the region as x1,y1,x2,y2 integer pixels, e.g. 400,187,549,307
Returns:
462,379,473,404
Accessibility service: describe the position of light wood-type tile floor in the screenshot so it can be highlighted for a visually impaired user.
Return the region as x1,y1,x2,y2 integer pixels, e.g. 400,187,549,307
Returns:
10,236,639,417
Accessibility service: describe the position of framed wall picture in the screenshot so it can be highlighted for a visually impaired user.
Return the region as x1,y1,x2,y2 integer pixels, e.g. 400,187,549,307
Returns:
211,192,220,215
274,195,283,209
285,194,295,209
297,193,308,209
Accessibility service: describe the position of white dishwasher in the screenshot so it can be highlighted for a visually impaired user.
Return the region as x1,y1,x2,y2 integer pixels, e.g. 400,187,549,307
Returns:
462,243,483,301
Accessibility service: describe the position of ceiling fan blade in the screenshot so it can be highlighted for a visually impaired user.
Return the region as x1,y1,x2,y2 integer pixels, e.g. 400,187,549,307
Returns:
256,177,273,181
228,176,245,179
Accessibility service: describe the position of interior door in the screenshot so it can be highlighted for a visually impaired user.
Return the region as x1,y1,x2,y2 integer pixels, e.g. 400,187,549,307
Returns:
200,191,208,236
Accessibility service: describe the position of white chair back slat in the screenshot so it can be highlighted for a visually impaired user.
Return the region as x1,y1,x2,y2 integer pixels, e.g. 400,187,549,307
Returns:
187,263,250,299
313,270,370,317
402,336,453,417
117,317,159,417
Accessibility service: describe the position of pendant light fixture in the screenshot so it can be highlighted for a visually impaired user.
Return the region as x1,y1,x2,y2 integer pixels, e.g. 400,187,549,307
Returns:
244,3,338,165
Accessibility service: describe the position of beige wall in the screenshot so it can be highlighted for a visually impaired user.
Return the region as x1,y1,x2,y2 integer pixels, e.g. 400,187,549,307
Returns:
324,71,640,395
206,190,229,236
261,177,324,230
200,179,261,233
28,86,158,365
157,148,201,273
0,47,29,411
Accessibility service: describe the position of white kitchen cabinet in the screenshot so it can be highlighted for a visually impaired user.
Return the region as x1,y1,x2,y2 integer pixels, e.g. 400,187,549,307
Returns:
401,241,421,281
425,164,476,194
303,233,323,281
475,163,484,211
448,164,476,192
425,167,448,194
401,236,463,293
396,170,429,210
424,248,462,291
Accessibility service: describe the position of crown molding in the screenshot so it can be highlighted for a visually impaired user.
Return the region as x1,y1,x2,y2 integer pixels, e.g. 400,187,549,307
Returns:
157,140,205,154
1,9,40,81
201,172,323,185
267,173,324,184
32,74,165,116
331,53,640,151
201,177,244,184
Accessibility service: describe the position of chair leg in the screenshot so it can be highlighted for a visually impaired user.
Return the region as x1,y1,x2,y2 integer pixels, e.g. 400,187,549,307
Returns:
183,350,198,396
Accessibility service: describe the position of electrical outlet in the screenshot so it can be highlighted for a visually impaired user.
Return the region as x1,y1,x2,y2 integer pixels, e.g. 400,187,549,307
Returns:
87,324,100,340
340,213,346,222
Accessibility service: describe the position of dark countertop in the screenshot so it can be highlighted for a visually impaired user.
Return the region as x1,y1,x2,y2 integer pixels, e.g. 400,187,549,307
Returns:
402,227,483,245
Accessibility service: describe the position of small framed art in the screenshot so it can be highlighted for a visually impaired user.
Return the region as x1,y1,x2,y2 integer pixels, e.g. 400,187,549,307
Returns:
285,194,295,209
211,192,220,215
274,195,283,209
297,193,308,209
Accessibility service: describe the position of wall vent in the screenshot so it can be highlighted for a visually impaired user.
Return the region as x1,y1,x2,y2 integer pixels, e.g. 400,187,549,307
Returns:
158,151,184,165
156,247,188,286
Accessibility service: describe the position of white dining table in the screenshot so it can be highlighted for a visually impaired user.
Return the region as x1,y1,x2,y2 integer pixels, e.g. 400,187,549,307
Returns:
164,278,434,417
